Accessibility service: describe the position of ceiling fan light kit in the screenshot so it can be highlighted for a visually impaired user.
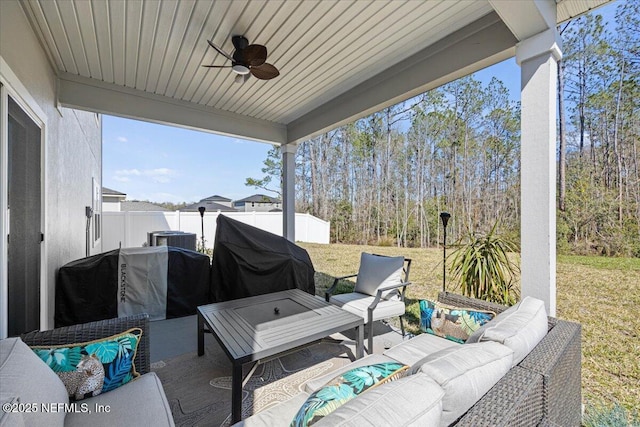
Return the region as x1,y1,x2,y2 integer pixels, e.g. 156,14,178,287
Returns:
232,64,250,75
203,35,279,81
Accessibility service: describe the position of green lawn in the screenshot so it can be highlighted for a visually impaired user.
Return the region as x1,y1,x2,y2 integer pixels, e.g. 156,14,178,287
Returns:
300,243,640,412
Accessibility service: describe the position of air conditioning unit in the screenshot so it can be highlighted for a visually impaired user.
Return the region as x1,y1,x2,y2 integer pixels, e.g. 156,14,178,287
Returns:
147,231,197,251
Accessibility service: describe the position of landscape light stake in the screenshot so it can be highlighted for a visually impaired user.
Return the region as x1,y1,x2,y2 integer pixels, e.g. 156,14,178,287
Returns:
85,206,93,257
440,212,451,292
198,206,206,253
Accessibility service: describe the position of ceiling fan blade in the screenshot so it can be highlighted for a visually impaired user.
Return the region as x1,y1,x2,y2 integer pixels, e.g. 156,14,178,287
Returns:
250,63,279,80
207,40,233,61
202,65,232,68
243,44,267,66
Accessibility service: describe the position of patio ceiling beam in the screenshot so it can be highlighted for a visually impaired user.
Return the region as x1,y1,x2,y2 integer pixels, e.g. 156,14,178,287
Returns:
56,73,287,144
285,11,517,144
489,0,556,41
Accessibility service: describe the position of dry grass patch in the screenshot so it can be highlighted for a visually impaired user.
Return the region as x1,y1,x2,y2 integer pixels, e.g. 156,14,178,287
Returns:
300,243,640,412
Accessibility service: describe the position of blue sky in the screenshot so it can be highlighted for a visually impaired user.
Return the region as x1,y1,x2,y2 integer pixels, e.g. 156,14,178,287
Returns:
103,116,272,203
103,2,617,204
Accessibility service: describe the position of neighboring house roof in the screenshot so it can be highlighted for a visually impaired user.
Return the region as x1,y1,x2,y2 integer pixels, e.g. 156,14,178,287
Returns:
181,200,237,212
201,194,231,202
234,194,281,204
102,186,126,197
120,201,169,212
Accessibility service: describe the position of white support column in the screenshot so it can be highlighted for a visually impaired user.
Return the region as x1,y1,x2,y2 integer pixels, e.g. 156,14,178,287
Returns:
281,143,297,242
516,29,561,316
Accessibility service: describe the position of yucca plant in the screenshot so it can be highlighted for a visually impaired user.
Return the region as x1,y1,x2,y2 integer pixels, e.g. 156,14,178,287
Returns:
449,222,520,305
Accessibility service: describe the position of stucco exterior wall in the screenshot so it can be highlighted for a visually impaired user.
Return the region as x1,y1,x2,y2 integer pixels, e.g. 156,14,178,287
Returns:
1,1,102,330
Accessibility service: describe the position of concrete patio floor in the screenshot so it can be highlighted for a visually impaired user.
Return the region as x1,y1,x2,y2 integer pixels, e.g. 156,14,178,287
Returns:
148,314,409,363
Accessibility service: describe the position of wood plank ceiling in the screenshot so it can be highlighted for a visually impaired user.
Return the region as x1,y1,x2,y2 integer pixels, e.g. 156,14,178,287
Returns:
19,0,610,143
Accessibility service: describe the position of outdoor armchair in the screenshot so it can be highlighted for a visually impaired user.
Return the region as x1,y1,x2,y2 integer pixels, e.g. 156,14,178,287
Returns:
325,253,412,353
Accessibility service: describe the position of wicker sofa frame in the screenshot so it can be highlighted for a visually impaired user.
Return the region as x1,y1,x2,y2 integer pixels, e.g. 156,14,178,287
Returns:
20,313,151,375
438,292,582,427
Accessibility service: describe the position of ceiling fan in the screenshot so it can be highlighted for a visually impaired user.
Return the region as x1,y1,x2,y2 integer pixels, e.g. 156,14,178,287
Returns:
203,35,280,82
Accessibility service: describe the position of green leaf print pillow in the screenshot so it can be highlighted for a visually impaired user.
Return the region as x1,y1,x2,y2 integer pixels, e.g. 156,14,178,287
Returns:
31,328,142,400
291,362,409,426
420,299,495,343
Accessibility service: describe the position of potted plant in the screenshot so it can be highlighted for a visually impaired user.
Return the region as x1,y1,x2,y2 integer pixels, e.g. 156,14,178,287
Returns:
449,222,520,305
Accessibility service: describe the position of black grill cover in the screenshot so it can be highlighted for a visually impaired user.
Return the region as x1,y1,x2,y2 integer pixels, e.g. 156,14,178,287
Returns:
211,215,315,301
55,247,210,327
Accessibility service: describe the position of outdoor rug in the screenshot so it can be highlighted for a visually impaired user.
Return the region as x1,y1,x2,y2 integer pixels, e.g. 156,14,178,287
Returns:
151,336,356,427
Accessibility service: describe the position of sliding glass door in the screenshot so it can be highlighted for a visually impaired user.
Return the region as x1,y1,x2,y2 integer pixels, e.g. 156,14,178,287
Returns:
6,94,42,336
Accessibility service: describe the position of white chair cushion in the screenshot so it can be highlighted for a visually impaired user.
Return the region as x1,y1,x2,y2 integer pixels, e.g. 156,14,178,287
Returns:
471,296,548,366
0,338,69,427
354,253,404,297
383,332,460,369
418,342,514,427
329,293,405,322
315,373,444,427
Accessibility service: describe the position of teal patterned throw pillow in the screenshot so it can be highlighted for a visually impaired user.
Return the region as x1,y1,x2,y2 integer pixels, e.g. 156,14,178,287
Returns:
420,299,495,343
31,328,142,400
291,362,409,426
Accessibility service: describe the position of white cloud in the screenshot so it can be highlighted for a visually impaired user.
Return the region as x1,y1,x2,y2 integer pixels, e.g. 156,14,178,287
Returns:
116,136,128,142
115,168,175,177
113,168,177,185
115,168,142,176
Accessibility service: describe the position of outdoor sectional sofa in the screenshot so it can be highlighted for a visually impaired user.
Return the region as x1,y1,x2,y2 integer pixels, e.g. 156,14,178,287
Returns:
235,292,582,427
0,314,174,427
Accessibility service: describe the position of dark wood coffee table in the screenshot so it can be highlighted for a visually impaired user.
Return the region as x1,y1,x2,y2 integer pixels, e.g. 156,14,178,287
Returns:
197,288,364,423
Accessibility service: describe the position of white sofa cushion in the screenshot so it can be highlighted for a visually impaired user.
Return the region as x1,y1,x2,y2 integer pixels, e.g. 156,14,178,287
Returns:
315,373,444,427
466,301,520,344
418,341,513,427
469,296,548,366
0,395,24,427
233,392,310,427
64,372,174,427
383,332,460,369
0,338,68,427
354,253,404,298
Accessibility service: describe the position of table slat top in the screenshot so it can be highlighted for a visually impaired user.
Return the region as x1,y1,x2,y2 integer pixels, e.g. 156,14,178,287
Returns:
198,289,363,363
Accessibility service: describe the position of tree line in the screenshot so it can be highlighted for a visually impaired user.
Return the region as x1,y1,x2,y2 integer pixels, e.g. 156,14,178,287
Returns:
248,2,639,257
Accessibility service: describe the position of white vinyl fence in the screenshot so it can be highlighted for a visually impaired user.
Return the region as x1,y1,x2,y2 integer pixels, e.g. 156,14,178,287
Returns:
102,211,330,251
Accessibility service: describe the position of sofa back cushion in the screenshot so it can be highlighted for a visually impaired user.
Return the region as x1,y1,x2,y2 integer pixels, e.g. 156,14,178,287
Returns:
418,341,513,427
0,338,68,427
468,296,548,366
354,253,404,298
315,373,444,427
